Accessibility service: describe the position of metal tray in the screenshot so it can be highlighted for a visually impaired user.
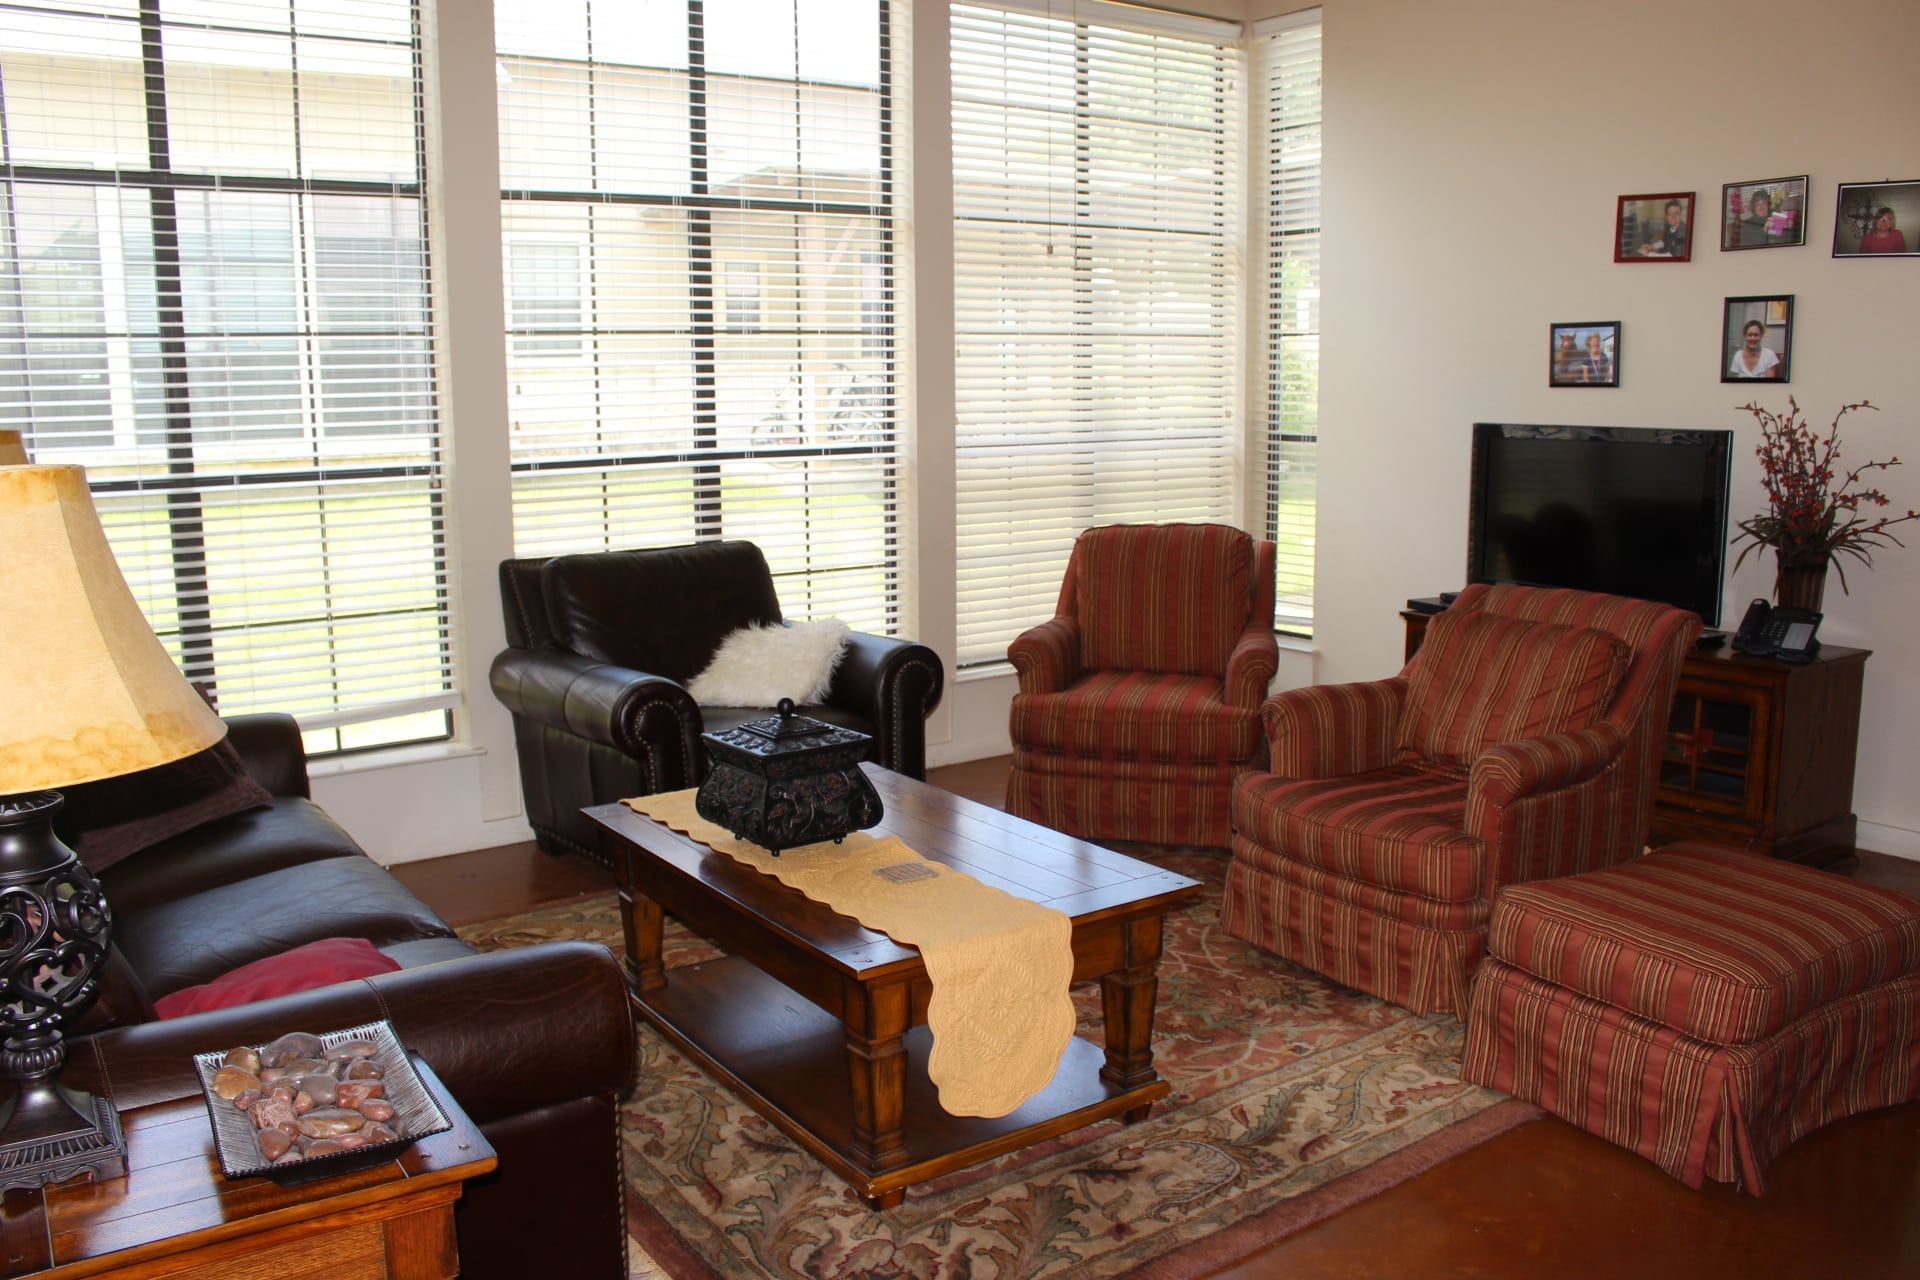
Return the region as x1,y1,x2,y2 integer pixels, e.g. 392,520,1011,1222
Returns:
193,1019,450,1184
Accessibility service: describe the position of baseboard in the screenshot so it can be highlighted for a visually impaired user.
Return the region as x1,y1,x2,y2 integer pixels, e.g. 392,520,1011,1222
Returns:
1857,821,1920,862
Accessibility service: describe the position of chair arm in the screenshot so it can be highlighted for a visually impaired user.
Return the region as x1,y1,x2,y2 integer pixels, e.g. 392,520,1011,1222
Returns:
1262,678,1408,778
1464,723,1636,893
222,712,310,799
490,648,703,785
1008,616,1082,694
1467,723,1627,806
67,941,635,1123
1224,624,1280,708
827,632,945,779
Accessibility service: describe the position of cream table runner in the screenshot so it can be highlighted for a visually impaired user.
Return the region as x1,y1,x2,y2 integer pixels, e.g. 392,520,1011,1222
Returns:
623,789,1076,1118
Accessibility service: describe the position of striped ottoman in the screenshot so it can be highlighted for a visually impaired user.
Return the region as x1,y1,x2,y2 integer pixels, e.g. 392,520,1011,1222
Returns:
1462,841,1920,1194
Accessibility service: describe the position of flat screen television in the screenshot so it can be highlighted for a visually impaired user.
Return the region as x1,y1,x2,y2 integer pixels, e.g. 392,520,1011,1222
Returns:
1466,423,1735,627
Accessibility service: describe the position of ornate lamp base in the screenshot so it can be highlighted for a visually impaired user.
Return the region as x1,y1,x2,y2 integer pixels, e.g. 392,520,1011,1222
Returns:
0,1069,126,1191
0,792,128,1189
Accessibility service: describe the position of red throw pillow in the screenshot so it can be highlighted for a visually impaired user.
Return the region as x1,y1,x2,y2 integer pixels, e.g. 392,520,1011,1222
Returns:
153,937,401,1019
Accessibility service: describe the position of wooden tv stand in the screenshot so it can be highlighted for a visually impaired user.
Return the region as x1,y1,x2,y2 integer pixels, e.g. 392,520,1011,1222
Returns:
1400,607,1868,865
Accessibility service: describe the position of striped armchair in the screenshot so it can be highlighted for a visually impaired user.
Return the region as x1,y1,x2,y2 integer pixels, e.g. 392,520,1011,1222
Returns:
1006,523,1279,847
1219,583,1701,1014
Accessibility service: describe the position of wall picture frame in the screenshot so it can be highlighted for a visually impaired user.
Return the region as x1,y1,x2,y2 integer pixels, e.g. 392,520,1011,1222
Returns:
1833,180,1920,257
1614,192,1694,262
1722,295,1793,383
1721,176,1808,250
1549,321,1621,387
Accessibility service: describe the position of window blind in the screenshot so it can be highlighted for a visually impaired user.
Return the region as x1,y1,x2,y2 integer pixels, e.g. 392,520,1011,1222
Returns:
1255,9,1320,635
495,0,901,634
0,0,451,754
950,0,1243,669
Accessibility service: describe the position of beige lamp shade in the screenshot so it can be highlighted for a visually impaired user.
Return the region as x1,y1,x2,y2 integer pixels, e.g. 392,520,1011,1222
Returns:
0,465,225,793
0,431,27,465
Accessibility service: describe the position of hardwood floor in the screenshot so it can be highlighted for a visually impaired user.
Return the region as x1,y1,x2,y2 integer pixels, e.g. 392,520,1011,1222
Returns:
391,758,1920,1279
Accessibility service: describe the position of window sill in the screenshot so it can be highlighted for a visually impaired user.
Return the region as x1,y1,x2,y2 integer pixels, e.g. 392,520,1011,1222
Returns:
307,740,486,779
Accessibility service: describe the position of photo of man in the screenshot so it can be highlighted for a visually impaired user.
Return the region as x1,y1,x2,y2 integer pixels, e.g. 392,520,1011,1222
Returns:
1614,193,1693,262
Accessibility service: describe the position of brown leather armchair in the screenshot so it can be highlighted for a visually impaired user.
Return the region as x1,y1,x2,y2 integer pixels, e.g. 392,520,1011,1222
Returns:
1220,584,1700,1015
491,541,945,868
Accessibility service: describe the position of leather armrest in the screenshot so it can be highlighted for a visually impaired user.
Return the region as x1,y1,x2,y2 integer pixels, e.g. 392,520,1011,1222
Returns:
223,712,311,799
491,647,703,781
67,942,635,1125
1008,616,1082,695
827,632,945,779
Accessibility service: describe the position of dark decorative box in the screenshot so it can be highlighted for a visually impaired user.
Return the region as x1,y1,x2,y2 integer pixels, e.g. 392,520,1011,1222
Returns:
696,699,883,853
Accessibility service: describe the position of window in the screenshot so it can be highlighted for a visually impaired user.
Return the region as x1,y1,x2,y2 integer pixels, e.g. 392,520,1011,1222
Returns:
0,0,451,753
1256,10,1321,635
950,0,1244,668
495,0,901,632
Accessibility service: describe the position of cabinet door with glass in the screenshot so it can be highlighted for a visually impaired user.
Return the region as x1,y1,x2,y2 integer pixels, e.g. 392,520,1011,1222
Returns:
1661,679,1772,822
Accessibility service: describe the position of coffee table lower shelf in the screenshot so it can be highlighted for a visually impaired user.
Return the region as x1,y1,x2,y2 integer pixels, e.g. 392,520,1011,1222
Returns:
637,955,1168,1205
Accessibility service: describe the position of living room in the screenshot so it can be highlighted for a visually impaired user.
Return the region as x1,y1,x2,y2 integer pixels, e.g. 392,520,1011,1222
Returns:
249,0,1917,873
1,0,1916,1274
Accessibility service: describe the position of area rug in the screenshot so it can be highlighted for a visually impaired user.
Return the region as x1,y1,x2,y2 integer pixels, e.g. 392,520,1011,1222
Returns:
458,847,1536,1280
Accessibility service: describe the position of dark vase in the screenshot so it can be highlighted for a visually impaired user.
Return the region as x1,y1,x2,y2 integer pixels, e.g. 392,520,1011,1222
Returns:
1773,549,1828,612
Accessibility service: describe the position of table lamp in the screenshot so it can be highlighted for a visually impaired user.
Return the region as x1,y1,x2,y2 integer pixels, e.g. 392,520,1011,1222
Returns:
0,463,226,1189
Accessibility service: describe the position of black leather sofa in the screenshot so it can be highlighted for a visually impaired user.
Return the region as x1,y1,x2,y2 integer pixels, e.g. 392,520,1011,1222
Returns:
63,713,635,1280
491,540,945,868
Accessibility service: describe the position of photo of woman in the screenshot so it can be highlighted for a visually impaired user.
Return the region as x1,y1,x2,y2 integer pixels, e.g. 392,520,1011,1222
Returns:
1834,181,1920,257
1720,296,1792,383
1549,322,1621,387
1721,177,1808,250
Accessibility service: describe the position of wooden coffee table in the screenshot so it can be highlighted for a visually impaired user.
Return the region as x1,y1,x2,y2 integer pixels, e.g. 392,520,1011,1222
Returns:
586,765,1200,1209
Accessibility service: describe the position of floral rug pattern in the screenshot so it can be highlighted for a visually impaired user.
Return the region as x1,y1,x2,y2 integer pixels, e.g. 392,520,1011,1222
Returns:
460,848,1529,1280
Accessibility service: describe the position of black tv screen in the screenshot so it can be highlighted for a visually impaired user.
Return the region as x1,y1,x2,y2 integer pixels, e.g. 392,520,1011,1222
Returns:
1467,424,1734,627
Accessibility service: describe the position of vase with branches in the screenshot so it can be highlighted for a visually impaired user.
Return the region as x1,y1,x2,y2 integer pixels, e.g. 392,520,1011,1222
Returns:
1729,397,1918,611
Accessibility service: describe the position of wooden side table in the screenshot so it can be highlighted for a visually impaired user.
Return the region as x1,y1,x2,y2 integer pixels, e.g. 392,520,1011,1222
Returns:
0,1059,494,1279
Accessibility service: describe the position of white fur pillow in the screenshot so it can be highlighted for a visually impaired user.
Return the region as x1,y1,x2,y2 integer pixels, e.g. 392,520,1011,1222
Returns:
686,619,851,707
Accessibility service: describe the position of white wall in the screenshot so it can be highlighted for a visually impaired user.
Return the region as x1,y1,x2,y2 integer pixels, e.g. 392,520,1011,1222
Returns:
1303,0,1920,853
322,0,1920,864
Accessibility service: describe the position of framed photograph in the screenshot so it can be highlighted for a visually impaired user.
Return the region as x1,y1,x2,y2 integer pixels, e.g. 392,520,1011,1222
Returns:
1549,321,1621,387
1720,176,1808,250
1721,295,1793,383
1833,180,1920,257
1614,192,1694,262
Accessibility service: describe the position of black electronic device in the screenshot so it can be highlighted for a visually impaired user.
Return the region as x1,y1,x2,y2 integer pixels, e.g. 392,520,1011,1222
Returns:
1730,598,1822,662
1466,424,1734,627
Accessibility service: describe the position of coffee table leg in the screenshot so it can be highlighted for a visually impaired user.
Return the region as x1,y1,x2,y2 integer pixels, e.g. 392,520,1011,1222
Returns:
618,880,666,996
844,980,912,1191
1101,915,1166,1119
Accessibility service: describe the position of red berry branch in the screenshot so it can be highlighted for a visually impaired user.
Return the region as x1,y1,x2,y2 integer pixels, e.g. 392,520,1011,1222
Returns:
1730,397,1918,594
